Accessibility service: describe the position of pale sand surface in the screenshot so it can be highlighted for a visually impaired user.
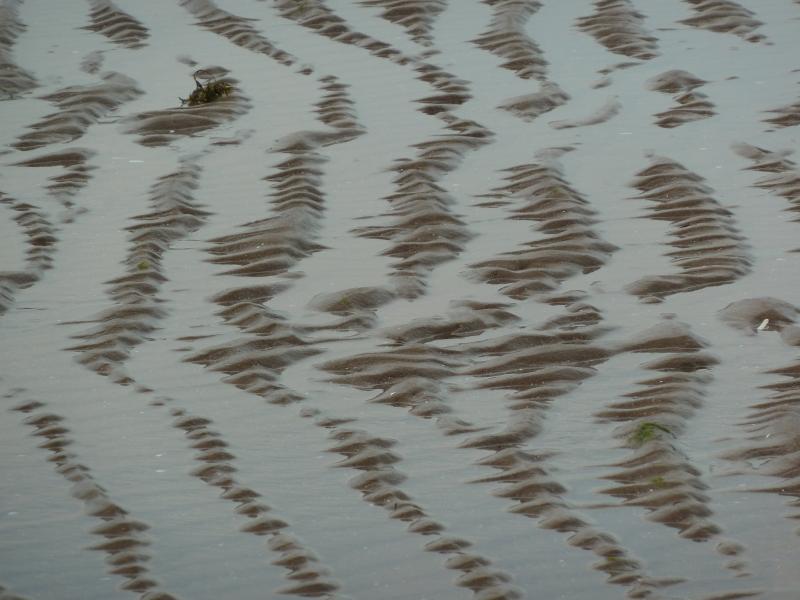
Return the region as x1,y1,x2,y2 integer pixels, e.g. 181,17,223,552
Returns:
1,1,800,599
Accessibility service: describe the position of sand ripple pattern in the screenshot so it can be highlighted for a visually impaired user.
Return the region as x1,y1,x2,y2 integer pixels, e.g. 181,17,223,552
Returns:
14,148,96,218
84,0,149,49
0,0,36,98
181,0,298,69
9,395,179,599
734,143,800,252
470,152,617,300
58,133,345,597
764,96,800,129
599,321,750,573
125,69,249,147
274,0,493,297
189,74,361,403
576,0,658,60
453,303,701,596
471,1,571,122
646,70,715,128
288,1,502,297
169,407,345,597
311,411,523,599
14,72,142,151
719,298,800,533
356,112,492,298
679,0,765,43
360,0,447,47
626,155,750,300
461,304,609,450
0,194,55,314
472,0,547,80
67,160,207,382
737,359,800,530
2,1,799,599
274,0,409,65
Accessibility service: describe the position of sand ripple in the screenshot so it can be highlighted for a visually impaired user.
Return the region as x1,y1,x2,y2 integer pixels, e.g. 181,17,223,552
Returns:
1,1,798,598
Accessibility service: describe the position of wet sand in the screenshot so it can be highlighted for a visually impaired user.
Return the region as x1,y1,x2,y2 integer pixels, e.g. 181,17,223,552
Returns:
1,1,799,599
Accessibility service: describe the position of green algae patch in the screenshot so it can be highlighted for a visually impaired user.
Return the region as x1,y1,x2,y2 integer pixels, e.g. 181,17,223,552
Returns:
629,421,672,446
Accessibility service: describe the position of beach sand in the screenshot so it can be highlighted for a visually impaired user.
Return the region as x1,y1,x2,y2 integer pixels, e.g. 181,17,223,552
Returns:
1,1,799,598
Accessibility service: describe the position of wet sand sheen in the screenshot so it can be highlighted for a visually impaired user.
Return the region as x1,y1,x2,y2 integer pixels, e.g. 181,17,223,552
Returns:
1,0,800,599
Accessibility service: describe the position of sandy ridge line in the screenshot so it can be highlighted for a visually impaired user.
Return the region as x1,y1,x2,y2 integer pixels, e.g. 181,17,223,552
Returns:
468,447,667,594
307,286,396,331
548,97,622,130
262,5,563,583
172,0,367,418
719,297,800,536
625,155,751,302
172,8,527,589
468,151,618,300
470,0,570,121
733,143,800,252
0,0,37,98
679,0,766,43
272,0,495,297
576,0,658,60
13,72,142,151
725,357,800,534
13,148,96,221
597,320,752,575
272,0,411,65
180,0,300,70
84,0,149,49
381,299,519,346
3,68,112,305
177,7,531,594
0,149,95,313
322,301,658,594
8,386,349,598
0,193,56,316
57,143,350,597
172,0,369,306
66,158,207,383
359,0,447,47
276,29,668,579
472,0,547,80
303,407,524,600
646,69,715,129
166,404,346,597
353,112,492,298
460,304,609,438
8,394,179,599
318,288,682,593
187,74,362,404
764,95,800,129
320,341,486,435
452,302,684,594
454,307,760,592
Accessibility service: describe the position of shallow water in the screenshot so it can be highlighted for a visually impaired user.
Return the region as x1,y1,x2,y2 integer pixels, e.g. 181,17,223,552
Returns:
1,1,800,599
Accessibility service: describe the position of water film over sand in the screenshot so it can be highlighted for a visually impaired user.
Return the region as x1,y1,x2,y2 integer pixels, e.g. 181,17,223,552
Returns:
1,1,799,599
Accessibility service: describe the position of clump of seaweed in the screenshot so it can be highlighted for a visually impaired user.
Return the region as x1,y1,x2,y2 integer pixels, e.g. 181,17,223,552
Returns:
179,73,232,107
629,421,672,446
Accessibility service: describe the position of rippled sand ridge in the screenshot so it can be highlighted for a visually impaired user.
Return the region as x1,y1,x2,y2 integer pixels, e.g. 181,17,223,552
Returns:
1,1,799,599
